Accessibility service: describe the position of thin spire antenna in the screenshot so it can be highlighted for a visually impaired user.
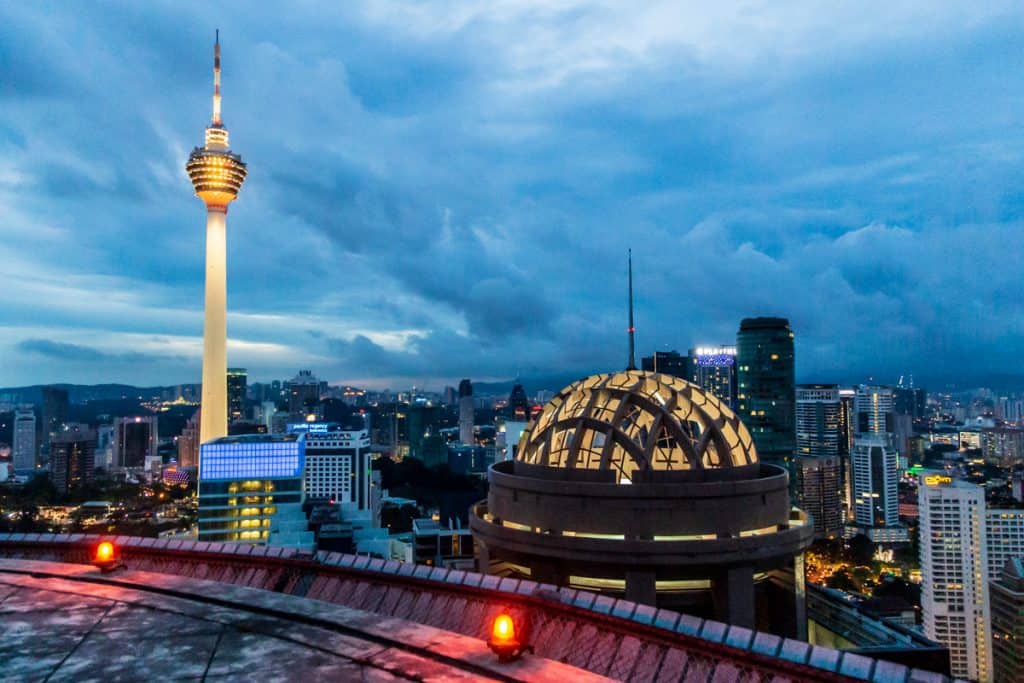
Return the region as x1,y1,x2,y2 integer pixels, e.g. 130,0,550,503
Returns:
627,248,636,370
212,29,222,125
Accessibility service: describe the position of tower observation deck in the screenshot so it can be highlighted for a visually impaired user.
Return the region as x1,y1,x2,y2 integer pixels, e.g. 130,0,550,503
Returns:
186,31,247,447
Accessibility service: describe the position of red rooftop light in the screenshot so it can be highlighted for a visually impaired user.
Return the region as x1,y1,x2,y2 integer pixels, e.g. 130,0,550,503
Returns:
93,541,122,573
487,613,532,662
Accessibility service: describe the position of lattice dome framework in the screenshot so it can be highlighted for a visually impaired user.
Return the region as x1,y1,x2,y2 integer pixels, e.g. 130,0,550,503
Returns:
517,370,758,483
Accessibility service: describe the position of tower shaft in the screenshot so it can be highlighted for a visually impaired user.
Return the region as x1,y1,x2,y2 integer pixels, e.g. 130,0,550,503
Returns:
200,207,228,444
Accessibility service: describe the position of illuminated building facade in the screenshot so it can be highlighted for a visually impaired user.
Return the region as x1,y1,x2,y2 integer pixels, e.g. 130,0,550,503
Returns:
852,435,898,529
177,410,200,468
186,32,247,445
736,317,795,466
287,422,373,511
227,367,247,423
795,385,842,538
686,346,737,408
198,433,312,548
471,370,814,636
113,415,158,469
919,473,991,681
12,407,36,472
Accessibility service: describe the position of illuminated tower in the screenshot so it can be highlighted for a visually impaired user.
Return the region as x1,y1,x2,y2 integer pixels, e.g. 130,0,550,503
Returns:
186,31,247,445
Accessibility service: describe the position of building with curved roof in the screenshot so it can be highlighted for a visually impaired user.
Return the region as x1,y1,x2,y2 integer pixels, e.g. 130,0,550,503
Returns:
470,370,815,636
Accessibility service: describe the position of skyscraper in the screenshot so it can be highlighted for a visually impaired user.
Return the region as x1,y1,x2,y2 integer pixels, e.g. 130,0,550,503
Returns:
113,415,158,469
852,435,898,528
227,368,247,423
919,473,991,682
795,385,842,537
50,424,96,495
640,350,688,379
186,32,247,446
507,384,531,422
288,422,373,511
289,370,320,415
736,317,795,465
12,407,36,473
991,558,1024,683
197,433,312,549
40,386,68,449
458,379,474,445
687,346,737,408
855,385,894,435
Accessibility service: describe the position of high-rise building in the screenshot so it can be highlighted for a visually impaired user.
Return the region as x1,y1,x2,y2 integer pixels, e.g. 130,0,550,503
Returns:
991,558,1024,683
186,32,247,446
177,410,200,468
50,424,96,495
794,385,842,538
288,422,373,512
113,415,158,469
197,433,312,549
40,386,69,448
12,407,36,472
838,388,856,518
640,350,688,379
796,385,841,458
227,368,247,423
687,346,737,408
289,370,320,415
919,474,991,681
855,385,894,436
852,435,898,529
736,317,795,466
507,384,531,422
458,379,474,445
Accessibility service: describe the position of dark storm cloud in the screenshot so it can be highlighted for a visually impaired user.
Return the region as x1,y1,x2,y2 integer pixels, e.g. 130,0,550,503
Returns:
3,2,1024,388
16,339,172,364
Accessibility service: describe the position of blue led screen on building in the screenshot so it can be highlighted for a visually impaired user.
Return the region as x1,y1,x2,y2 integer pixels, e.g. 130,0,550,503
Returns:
199,438,305,481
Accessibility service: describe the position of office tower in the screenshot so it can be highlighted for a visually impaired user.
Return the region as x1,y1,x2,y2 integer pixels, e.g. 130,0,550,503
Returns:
407,402,444,465
113,415,158,469
288,422,373,511
507,384,531,422
736,317,795,465
227,368,247,423
687,346,738,408
855,385,894,436
640,350,688,379
894,385,926,419
197,433,312,548
289,370,320,415
40,386,69,448
838,388,856,518
95,424,114,469
919,474,991,681
458,379,474,445
991,558,1024,683
795,385,842,538
50,424,96,495
177,410,200,468
186,32,247,445
12,407,36,472
851,435,898,529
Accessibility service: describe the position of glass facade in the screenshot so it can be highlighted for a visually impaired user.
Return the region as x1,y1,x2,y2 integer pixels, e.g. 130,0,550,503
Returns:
197,434,311,547
736,317,795,466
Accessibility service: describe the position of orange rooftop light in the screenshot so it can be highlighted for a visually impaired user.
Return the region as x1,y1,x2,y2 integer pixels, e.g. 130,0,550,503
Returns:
487,613,532,663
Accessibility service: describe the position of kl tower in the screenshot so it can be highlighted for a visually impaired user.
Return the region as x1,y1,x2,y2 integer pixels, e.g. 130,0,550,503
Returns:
186,31,247,445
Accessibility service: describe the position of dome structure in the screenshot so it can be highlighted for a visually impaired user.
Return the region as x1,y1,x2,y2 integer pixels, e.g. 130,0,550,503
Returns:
517,370,757,483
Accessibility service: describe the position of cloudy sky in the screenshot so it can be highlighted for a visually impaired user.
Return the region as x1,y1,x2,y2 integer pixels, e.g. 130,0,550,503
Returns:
2,2,1024,391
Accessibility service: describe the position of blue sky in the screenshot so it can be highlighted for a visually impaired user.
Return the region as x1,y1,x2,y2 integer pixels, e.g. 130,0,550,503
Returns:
2,2,1024,390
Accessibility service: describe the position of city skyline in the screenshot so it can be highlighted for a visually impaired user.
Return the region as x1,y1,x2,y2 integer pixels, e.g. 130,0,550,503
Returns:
4,4,1024,390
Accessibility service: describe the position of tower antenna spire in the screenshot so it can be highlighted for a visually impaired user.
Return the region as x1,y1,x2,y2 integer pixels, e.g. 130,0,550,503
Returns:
627,248,637,370
212,29,222,126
